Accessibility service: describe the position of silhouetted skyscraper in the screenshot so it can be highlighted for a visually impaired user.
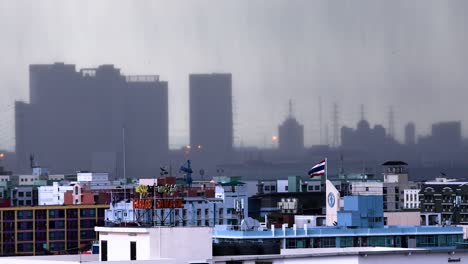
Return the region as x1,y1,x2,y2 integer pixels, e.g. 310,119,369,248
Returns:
431,121,461,149
15,63,168,178
189,73,233,169
404,122,416,145
278,101,304,158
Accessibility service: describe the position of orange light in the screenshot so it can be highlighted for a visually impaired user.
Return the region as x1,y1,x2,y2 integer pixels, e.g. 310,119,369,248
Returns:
186,145,191,149
272,136,278,141
197,145,202,149
0,153,4,158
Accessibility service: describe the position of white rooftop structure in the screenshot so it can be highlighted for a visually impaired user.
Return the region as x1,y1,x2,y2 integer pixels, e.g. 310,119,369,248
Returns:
37,182,74,205
95,226,213,263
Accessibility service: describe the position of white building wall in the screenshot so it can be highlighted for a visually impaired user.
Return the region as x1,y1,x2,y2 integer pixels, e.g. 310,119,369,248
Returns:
258,180,277,194
277,180,288,192
350,182,383,196
38,182,73,205
326,180,340,226
96,226,213,263
403,189,420,209
105,201,135,223
77,172,109,184
138,178,158,186
48,175,65,181
295,215,325,227
0,176,10,182
384,211,421,226
18,175,39,185
216,184,248,221
98,228,151,261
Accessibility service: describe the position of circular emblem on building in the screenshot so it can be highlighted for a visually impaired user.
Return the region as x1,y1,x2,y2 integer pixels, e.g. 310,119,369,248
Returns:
328,192,335,208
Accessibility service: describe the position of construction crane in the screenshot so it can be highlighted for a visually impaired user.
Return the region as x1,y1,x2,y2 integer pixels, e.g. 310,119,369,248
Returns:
180,160,193,187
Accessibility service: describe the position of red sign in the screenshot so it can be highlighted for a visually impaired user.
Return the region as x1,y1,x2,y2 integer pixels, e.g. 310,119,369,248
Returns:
133,199,183,209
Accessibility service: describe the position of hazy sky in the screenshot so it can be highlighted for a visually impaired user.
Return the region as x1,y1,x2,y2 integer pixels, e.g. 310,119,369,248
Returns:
1,0,468,150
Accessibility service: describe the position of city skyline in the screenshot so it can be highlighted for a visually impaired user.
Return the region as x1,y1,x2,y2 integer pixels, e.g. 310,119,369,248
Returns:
3,61,468,153
2,1,468,151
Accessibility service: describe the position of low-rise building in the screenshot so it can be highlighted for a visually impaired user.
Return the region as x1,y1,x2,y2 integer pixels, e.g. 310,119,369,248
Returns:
0,204,109,256
105,176,248,227
403,188,420,209
37,182,73,206
419,181,468,226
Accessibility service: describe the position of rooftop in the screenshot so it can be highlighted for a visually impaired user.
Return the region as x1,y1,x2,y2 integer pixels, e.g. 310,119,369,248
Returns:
382,161,408,166
213,225,463,239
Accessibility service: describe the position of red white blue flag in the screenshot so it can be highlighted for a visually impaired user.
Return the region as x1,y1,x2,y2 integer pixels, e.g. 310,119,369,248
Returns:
308,159,326,178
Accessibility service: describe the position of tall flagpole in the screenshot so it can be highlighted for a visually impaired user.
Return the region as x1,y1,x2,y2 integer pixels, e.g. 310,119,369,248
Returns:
325,157,328,182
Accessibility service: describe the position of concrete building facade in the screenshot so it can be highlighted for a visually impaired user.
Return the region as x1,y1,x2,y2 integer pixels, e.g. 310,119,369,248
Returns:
37,182,73,206
16,63,168,178
189,73,233,171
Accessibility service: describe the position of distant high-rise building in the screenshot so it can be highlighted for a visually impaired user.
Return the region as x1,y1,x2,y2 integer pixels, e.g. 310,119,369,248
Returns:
341,119,394,152
15,63,168,178
404,122,416,145
278,101,304,158
431,121,461,149
189,73,233,168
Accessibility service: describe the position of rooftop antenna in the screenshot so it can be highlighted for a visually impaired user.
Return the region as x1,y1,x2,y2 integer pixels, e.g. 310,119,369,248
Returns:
332,103,339,147
289,99,294,118
360,104,365,121
29,154,35,169
324,122,329,146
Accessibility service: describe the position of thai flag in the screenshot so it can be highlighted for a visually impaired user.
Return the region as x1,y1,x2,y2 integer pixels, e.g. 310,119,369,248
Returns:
308,159,326,178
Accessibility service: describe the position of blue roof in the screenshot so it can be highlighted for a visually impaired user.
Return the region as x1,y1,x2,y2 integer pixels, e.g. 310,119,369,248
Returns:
213,226,463,239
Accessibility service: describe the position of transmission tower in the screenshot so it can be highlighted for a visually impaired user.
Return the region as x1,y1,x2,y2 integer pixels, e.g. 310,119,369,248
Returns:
332,103,340,147
318,97,322,144
360,104,365,121
388,106,395,140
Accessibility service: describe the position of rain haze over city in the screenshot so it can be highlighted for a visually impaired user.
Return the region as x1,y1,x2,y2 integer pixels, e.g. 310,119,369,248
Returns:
1,0,468,179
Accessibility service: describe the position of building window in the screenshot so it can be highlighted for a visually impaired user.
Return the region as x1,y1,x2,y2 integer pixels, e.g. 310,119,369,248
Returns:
130,241,136,260
285,186,288,191
308,185,314,191
314,185,320,191
18,192,24,197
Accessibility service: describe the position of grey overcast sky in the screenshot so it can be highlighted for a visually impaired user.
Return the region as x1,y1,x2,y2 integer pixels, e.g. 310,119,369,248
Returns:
1,0,468,150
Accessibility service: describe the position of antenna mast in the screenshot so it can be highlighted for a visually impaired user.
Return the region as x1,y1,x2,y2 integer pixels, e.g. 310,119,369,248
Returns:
388,106,395,140
332,103,339,147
